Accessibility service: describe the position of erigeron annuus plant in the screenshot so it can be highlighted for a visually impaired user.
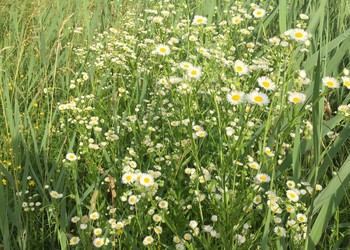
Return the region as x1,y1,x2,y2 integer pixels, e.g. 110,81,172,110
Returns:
2,0,349,249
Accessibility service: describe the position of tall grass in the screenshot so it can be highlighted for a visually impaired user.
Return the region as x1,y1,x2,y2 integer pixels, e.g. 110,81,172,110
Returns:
1,0,349,249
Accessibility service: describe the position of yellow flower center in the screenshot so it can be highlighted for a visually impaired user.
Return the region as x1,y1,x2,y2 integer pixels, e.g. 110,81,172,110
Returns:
191,70,198,76
236,66,243,72
344,81,350,87
126,175,132,181
159,47,167,53
197,18,203,23
292,97,301,103
327,81,334,87
260,175,267,181
254,96,263,103
262,81,270,88
231,95,241,101
144,177,150,183
295,32,303,38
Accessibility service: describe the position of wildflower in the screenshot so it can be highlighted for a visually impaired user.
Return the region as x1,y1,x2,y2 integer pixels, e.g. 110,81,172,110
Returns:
71,216,80,223
255,173,271,183
289,28,309,42
50,191,63,199
115,221,124,229
89,212,100,220
257,76,276,91
299,14,309,20
286,190,299,202
266,191,279,203
234,60,249,75
246,91,269,106
232,16,243,24
226,91,245,105
155,44,171,56
192,125,203,131
321,76,340,89
152,16,163,24
187,67,202,79
195,130,207,138
128,195,138,205
235,234,246,245
274,226,286,237
288,92,306,104
286,204,295,213
338,105,349,112
158,200,169,209
93,238,105,248
184,233,192,241
143,236,154,245
297,213,308,223
253,195,262,204
66,153,77,162
179,62,193,70
154,226,163,234
264,147,275,157
286,180,296,189
315,184,323,191
80,224,87,230
139,173,154,187
153,214,162,222
122,172,135,184
341,76,350,89
226,127,234,136
253,8,266,18
69,236,80,245
94,228,103,236
189,220,198,229
248,162,261,170
192,15,207,25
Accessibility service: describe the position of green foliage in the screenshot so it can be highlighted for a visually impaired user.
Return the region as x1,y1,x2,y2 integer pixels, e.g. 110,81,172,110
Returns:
0,0,349,249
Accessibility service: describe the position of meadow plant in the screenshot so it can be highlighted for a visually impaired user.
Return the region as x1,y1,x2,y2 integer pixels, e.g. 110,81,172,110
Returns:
1,0,350,249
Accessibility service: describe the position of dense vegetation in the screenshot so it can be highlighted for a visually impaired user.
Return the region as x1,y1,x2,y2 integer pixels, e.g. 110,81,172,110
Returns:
1,0,349,249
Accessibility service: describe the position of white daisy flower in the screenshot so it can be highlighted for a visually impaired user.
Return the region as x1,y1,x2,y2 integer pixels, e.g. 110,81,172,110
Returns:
286,189,299,202
50,191,63,199
296,213,308,223
122,172,135,184
322,76,340,88
255,173,271,183
187,67,202,79
232,16,243,24
341,76,350,89
257,76,276,91
139,173,154,187
155,44,171,56
289,28,309,42
246,91,270,106
248,162,261,170
93,238,105,248
192,15,207,25
66,153,77,162
128,195,138,205
234,60,249,75
69,236,80,246
143,236,154,245
288,92,306,104
274,226,286,237
253,8,266,18
179,61,193,70
226,91,245,105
